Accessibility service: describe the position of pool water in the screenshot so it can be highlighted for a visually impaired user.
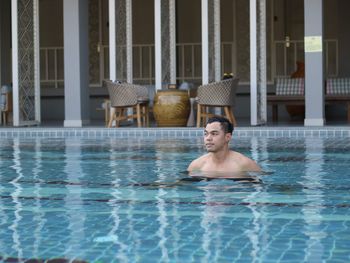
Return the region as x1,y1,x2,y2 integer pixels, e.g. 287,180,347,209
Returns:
0,136,350,262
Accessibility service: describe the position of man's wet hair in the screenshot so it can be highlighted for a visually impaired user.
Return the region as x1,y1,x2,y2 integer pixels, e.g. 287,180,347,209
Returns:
206,116,234,134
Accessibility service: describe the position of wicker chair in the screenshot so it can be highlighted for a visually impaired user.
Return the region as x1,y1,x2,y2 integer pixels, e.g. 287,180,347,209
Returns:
105,80,149,127
196,78,239,127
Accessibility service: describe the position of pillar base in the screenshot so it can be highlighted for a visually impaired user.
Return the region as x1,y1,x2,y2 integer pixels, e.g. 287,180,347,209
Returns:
304,118,325,126
64,119,90,127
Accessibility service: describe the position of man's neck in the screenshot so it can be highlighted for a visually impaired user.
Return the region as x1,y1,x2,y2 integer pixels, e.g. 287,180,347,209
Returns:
210,148,230,163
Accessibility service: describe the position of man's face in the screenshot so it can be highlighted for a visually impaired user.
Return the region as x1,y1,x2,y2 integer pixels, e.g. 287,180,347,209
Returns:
204,122,231,152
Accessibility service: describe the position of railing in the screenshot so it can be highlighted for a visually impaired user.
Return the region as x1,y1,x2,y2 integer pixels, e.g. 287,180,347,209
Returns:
40,42,236,88
40,47,64,89
40,39,338,88
176,42,201,83
100,44,155,85
273,39,338,77
133,44,155,84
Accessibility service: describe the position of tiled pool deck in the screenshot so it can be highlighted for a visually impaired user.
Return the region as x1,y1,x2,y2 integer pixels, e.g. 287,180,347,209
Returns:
1,126,350,138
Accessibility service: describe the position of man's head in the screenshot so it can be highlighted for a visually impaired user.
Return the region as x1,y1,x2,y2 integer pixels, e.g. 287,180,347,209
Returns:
206,117,233,135
204,117,233,152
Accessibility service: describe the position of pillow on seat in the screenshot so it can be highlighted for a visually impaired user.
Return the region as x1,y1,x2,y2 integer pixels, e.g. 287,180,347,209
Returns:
326,78,350,95
275,77,304,95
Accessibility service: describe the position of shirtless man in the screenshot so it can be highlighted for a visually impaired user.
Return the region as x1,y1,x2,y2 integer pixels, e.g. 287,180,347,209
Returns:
187,116,261,176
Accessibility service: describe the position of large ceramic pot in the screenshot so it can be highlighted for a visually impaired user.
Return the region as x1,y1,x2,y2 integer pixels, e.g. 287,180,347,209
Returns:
153,90,190,127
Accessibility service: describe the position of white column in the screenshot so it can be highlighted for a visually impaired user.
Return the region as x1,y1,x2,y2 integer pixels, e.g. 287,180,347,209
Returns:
258,0,267,124
154,0,175,89
169,0,176,84
202,0,221,84
304,0,324,126
63,0,90,127
250,0,267,126
154,0,162,90
214,0,221,82
201,0,209,85
34,0,41,122
109,0,116,81
250,0,258,125
126,0,133,83
11,0,19,126
11,0,41,126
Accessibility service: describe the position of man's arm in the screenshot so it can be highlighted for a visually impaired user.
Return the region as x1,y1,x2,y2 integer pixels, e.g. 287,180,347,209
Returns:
241,157,261,172
187,155,206,172
187,159,199,172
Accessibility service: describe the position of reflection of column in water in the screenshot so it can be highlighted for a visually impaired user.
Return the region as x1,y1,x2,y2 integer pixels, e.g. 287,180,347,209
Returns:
168,187,180,261
32,138,44,256
107,142,128,262
9,138,24,259
155,142,170,262
155,139,183,178
302,138,326,262
154,139,185,261
0,139,10,250
245,135,270,260
63,138,86,258
243,183,267,260
125,141,142,261
250,136,266,169
156,188,170,262
200,188,225,262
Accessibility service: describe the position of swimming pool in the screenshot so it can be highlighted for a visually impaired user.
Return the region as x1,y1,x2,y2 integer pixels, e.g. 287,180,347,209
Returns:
0,134,349,262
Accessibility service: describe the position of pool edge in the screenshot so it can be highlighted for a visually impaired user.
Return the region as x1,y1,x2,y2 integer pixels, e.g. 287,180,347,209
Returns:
0,126,349,138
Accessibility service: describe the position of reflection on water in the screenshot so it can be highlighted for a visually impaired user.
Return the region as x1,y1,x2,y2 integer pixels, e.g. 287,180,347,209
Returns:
243,137,269,261
155,142,170,263
107,140,128,262
9,138,24,260
302,138,326,262
33,138,44,257
200,185,226,262
64,138,86,259
0,137,348,262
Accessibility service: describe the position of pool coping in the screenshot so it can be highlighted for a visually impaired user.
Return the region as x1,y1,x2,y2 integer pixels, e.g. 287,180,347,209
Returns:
1,126,350,138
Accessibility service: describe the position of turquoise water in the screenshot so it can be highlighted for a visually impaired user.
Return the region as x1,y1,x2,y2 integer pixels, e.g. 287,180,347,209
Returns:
0,136,350,262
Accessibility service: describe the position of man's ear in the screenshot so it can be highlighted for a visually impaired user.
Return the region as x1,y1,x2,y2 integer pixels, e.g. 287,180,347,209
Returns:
225,133,232,142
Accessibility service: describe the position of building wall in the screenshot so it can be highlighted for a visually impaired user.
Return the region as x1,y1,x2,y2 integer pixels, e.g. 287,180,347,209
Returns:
337,0,350,77
2,0,348,122
40,0,63,47
0,0,12,86
133,0,154,44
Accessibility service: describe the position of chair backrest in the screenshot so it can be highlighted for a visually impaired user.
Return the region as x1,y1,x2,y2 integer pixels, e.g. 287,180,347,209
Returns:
197,78,239,106
326,78,350,95
105,80,138,107
105,80,150,107
130,83,149,98
275,77,304,95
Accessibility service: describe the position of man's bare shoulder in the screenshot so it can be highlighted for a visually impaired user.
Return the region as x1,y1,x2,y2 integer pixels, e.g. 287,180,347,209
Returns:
230,151,261,172
187,154,210,171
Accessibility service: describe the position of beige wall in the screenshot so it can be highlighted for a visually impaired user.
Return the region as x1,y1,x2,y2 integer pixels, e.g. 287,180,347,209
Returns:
177,0,201,43
0,0,12,85
37,0,347,84
133,0,154,44
40,0,63,47
221,0,234,42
